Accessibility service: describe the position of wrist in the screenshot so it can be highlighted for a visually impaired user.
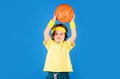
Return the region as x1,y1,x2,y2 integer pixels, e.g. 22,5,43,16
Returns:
70,21,76,29
47,20,55,28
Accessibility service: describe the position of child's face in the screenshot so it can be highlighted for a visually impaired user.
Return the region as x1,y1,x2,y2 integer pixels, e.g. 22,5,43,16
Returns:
53,30,65,43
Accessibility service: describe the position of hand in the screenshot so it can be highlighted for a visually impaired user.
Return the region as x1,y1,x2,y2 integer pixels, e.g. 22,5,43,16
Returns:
70,14,75,22
52,14,57,21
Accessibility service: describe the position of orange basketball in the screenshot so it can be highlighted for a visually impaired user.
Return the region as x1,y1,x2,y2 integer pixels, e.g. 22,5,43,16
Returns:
54,4,74,23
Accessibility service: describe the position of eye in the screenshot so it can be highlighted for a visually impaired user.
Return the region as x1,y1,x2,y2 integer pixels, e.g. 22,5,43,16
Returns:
60,33,64,35
55,32,58,35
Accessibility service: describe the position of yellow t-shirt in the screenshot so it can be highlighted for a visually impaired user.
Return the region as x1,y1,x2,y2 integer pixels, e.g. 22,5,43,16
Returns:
43,38,75,72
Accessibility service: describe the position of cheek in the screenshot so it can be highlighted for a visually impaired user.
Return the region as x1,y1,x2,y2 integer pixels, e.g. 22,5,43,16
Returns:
54,36,56,39
54,35,58,39
62,35,65,39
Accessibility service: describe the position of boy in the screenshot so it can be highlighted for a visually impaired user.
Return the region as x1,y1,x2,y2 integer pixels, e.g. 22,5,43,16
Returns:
43,14,77,79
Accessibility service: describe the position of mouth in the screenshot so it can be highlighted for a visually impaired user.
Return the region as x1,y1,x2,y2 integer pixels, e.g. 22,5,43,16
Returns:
56,38,61,39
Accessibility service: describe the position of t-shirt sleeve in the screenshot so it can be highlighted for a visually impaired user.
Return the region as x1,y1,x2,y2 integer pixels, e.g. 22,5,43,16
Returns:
43,38,53,49
66,39,75,50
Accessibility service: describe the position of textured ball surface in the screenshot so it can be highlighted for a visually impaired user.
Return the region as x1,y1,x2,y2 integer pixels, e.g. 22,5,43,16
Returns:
55,4,74,23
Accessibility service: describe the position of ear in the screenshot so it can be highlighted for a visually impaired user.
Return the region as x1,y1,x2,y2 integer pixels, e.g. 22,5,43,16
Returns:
51,35,54,40
64,33,68,40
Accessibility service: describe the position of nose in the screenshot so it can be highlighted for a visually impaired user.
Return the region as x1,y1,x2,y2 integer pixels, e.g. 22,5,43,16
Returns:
57,34,61,37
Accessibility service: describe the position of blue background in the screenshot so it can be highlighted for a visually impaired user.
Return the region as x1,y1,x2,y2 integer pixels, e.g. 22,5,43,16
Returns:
0,0,120,79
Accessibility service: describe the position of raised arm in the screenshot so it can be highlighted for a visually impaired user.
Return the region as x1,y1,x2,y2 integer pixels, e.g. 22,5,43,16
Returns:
69,15,77,46
44,15,56,43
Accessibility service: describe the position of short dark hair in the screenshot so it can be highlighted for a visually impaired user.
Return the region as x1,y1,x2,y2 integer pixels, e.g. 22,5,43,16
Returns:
51,24,68,41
